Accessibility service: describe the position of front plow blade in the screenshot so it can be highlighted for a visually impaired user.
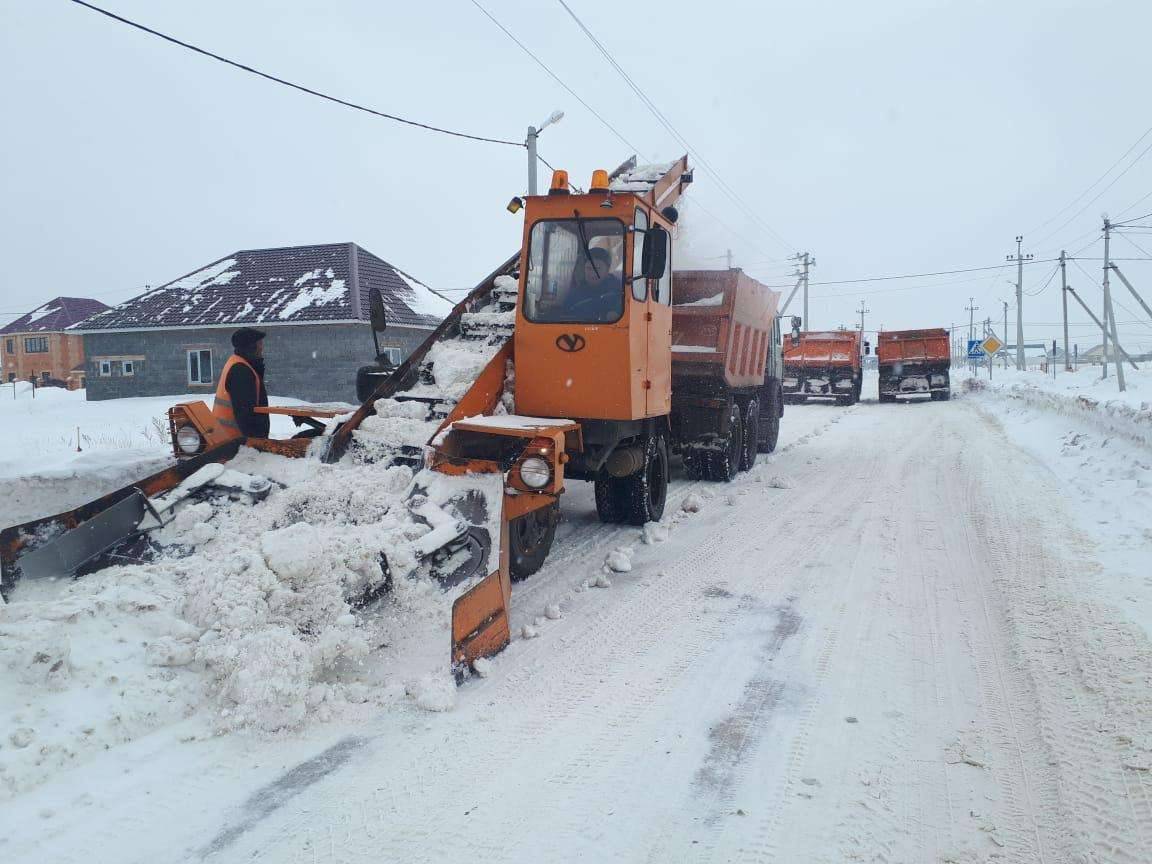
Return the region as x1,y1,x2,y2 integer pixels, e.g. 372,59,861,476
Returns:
451,567,511,673
11,491,152,581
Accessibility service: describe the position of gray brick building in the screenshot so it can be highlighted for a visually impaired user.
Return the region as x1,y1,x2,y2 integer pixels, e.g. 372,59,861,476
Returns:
73,243,450,403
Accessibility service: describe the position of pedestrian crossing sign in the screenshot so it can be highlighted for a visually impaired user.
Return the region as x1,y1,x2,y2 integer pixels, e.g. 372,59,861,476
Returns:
981,336,1003,355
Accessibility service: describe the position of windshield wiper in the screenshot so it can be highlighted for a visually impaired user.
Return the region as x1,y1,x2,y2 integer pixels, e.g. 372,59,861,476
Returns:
572,209,601,278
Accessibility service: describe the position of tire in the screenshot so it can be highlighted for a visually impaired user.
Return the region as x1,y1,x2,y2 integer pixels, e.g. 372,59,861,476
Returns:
508,502,558,581
595,434,669,525
739,398,759,472
879,393,896,404
932,389,951,402
706,402,743,482
758,382,782,453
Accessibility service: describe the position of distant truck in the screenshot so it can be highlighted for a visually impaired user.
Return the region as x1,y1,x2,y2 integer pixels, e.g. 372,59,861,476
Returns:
782,330,865,405
877,328,951,402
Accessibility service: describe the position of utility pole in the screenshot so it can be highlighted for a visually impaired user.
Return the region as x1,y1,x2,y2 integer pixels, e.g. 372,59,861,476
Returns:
965,298,979,373
1002,300,1010,369
857,300,870,333
790,252,814,328
1007,235,1033,371
1102,218,1126,391
1060,250,1071,371
525,110,564,196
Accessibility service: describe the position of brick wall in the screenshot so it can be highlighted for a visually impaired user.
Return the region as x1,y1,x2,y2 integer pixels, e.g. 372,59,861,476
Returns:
1,331,88,388
82,323,429,403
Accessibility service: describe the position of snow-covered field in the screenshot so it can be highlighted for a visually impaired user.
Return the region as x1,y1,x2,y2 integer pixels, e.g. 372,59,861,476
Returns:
2,372,1151,863
0,385,323,524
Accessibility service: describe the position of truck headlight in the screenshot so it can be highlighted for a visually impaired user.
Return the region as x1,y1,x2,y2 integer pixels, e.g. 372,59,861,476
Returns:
175,424,204,454
518,456,551,489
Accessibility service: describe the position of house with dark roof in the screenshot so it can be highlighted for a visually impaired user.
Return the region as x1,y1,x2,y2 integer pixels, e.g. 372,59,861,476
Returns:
1,297,110,389
72,243,452,402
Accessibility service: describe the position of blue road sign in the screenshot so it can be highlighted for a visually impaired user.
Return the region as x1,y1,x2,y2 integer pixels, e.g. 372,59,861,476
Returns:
967,339,985,359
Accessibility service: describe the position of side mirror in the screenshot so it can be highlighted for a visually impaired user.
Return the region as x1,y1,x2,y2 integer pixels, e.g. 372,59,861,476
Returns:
790,316,802,347
368,287,388,332
641,226,668,279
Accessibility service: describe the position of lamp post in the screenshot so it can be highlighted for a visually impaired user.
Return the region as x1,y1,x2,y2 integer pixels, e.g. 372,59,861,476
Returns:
526,110,564,196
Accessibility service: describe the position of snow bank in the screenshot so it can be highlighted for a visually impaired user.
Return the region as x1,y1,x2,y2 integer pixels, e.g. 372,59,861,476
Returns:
965,370,1152,451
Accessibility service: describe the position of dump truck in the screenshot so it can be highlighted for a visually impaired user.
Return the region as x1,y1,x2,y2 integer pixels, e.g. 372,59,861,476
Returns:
670,269,783,478
877,327,951,401
782,330,866,405
1,157,787,674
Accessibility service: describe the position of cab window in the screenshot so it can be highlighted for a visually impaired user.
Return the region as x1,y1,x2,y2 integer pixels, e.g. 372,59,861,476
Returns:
632,209,648,302
525,218,625,324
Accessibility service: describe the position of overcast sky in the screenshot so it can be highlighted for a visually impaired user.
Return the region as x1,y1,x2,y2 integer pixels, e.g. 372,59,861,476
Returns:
3,0,1150,354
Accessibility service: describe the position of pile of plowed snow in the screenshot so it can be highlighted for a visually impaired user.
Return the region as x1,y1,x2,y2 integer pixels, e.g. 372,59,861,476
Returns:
0,446,497,799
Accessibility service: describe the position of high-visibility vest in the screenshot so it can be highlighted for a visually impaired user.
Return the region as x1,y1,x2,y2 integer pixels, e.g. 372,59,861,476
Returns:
212,354,263,435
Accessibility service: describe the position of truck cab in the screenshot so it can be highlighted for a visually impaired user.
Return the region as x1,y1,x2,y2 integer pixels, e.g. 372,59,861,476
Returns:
514,161,691,482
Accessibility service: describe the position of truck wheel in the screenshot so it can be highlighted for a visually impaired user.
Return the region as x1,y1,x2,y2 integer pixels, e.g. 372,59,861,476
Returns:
509,502,558,581
707,403,743,482
739,399,759,471
595,434,669,525
758,383,782,453
931,389,951,402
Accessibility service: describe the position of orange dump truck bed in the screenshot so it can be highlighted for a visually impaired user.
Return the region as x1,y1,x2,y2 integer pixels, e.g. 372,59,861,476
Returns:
877,328,952,401
784,331,862,370
671,270,781,389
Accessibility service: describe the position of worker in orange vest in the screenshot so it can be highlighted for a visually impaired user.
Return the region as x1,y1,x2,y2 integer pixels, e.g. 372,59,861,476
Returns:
213,328,269,438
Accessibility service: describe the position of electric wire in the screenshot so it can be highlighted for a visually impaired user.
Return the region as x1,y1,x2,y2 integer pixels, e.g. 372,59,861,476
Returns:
69,0,524,147
467,0,644,155
1031,135,1152,250
1023,123,1152,236
553,0,794,256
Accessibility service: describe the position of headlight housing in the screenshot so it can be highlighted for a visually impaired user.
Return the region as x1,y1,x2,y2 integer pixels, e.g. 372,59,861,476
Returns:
175,424,204,454
518,456,551,489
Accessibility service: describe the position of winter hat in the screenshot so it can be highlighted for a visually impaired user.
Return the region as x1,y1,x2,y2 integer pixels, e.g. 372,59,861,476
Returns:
231,328,266,350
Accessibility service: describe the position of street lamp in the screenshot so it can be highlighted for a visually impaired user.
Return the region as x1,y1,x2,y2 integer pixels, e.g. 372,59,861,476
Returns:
526,110,564,196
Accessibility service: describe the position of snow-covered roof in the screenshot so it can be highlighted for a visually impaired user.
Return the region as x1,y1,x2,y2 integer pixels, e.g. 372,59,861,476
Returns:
72,243,452,333
0,297,109,334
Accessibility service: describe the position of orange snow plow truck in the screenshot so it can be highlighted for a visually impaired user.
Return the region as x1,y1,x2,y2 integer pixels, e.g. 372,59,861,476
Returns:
877,328,951,402
782,330,867,405
1,158,785,675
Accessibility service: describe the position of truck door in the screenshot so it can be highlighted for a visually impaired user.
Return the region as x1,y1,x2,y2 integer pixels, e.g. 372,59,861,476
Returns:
635,208,672,416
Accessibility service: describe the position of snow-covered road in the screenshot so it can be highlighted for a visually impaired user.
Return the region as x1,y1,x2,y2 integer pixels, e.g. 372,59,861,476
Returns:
6,389,1151,864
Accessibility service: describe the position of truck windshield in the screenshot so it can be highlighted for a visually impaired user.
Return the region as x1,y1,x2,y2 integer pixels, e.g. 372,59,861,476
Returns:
524,218,626,323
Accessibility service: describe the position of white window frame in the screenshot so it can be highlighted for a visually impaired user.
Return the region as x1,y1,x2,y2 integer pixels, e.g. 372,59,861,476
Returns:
187,349,213,385
122,360,135,377
381,347,402,365
24,336,49,354
99,360,112,377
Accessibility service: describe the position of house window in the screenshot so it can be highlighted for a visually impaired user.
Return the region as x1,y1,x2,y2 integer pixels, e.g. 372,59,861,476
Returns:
24,336,49,353
41,371,51,383
187,349,213,385
6,372,14,383
4,338,13,355
122,360,135,377
380,347,402,365
99,360,112,377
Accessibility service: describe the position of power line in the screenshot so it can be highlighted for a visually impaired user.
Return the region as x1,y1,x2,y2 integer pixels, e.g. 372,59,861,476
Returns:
1023,123,1152,236
1031,135,1152,250
801,259,1057,288
553,0,794,256
69,0,523,147
467,0,644,155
